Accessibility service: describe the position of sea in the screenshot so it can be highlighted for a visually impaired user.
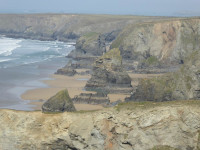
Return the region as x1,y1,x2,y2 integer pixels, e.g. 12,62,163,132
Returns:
0,36,75,111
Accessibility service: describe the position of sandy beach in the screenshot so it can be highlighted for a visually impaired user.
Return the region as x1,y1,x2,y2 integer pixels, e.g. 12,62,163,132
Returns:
21,69,105,111
21,69,163,111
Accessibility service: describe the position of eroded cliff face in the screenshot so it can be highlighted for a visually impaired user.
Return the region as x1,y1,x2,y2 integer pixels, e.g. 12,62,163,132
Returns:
1,101,200,150
111,18,200,71
126,50,200,102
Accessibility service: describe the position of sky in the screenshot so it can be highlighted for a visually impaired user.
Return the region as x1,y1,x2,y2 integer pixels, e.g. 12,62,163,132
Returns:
0,0,200,16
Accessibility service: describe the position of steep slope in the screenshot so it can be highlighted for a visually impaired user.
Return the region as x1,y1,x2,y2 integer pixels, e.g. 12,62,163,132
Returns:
111,18,200,71
1,101,200,150
127,50,200,102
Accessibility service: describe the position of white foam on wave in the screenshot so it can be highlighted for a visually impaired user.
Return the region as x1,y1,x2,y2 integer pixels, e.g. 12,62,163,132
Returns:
0,37,22,56
0,58,13,63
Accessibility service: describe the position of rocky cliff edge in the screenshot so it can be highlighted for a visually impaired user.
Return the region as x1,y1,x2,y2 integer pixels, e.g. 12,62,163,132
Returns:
1,101,200,150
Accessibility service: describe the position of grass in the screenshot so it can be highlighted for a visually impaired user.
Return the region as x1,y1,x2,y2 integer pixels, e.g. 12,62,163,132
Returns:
144,56,159,66
115,100,200,112
102,48,122,63
150,145,179,150
50,89,71,101
74,109,100,114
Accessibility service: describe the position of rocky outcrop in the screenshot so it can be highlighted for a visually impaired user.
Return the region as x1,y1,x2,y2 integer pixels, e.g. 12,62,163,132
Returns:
1,101,200,149
67,32,106,70
73,93,110,105
85,48,132,93
75,32,106,57
111,18,200,72
126,51,200,102
42,89,76,112
56,67,77,76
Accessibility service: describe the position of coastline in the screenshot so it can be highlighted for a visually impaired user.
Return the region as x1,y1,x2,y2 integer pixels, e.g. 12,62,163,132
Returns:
21,69,163,111
21,70,104,111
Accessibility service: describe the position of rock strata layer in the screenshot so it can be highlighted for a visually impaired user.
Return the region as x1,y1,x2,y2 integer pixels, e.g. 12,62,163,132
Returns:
1,101,200,150
111,18,200,72
73,93,110,105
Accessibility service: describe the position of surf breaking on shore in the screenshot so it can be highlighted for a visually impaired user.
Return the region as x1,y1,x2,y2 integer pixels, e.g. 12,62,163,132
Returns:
0,36,75,110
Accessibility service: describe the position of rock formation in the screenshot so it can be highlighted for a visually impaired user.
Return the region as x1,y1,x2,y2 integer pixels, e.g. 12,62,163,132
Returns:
85,48,132,93
68,32,106,58
126,50,200,102
73,92,110,105
111,18,200,72
1,101,200,149
42,89,76,112
56,67,77,76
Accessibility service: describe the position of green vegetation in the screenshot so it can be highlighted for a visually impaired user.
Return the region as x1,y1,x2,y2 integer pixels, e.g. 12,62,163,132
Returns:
80,32,100,44
111,34,124,48
144,56,159,66
151,145,179,150
74,109,100,114
42,89,76,113
115,100,200,112
102,48,122,63
51,89,70,100
82,32,99,39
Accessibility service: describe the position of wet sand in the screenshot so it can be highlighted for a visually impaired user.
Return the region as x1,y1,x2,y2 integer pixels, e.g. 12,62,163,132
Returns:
22,69,104,111
22,70,163,111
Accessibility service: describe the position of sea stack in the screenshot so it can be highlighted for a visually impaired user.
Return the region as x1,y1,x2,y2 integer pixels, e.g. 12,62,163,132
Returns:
85,48,132,93
42,89,76,113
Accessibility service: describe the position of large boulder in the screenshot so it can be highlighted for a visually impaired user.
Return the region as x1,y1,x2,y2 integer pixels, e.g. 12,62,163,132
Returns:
126,51,200,102
42,89,76,113
85,48,132,93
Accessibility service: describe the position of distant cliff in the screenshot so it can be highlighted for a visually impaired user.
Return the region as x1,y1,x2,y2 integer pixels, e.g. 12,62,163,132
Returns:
1,101,200,150
0,14,177,42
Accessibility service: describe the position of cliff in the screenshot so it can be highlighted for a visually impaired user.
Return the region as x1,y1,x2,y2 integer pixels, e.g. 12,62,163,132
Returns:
126,50,200,102
1,101,200,150
111,18,200,72
0,14,173,42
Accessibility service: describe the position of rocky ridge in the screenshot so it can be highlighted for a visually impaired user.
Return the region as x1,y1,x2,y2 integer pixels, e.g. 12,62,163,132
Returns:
1,101,200,150
111,18,200,72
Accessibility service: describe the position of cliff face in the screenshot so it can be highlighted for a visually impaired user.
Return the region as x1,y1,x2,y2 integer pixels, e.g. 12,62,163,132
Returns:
111,18,200,71
127,51,200,102
1,101,200,150
0,14,172,42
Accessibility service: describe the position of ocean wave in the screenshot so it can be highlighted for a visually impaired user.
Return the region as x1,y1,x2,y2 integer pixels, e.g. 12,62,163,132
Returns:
0,37,22,56
0,37,75,68
0,58,13,63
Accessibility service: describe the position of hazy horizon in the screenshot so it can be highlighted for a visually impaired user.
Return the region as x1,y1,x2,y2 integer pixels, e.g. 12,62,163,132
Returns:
0,0,200,17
